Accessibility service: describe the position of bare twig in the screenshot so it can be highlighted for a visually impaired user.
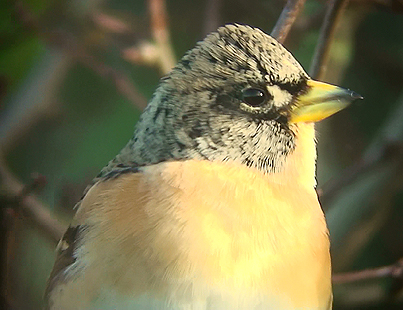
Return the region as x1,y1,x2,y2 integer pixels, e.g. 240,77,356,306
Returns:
202,0,223,36
78,53,148,110
293,6,326,33
309,0,350,79
271,0,307,44
14,0,148,111
148,0,176,74
333,258,403,284
122,42,160,67
92,11,130,33
0,162,66,245
17,173,47,203
0,49,68,154
60,39,148,111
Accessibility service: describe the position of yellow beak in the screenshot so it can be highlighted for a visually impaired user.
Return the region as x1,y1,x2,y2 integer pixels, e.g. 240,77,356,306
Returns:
289,80,362,123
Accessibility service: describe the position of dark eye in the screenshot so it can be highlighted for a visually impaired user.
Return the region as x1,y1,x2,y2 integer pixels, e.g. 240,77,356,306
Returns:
242,88,267,107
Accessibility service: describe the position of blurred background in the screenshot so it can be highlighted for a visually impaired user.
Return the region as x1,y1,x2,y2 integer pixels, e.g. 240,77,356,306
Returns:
1,0,403,309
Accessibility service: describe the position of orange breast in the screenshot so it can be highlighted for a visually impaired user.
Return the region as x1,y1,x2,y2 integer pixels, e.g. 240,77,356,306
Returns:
68,123,332,309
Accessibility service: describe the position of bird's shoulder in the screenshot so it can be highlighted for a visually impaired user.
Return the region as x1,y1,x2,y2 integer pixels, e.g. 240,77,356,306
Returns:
45,166,144,308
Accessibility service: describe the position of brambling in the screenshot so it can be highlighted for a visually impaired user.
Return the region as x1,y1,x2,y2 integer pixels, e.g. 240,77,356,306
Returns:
46,24,360,310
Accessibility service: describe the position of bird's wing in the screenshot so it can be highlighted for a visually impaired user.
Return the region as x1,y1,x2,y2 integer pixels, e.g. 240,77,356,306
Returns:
45,166,202,310
44,168,156,309
45,223,82,304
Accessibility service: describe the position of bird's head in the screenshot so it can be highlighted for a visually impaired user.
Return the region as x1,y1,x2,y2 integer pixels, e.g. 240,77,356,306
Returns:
123,24,360,175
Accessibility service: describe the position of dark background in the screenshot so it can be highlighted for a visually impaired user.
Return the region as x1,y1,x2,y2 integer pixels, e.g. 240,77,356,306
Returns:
1,0,403,309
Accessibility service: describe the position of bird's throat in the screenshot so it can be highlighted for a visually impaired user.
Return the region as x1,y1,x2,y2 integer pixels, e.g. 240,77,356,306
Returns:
268,122,317,189
139,139,329,307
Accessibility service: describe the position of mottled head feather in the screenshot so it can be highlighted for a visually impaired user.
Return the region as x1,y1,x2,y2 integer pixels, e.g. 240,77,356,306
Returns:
171,24,308,96
100,24,310,177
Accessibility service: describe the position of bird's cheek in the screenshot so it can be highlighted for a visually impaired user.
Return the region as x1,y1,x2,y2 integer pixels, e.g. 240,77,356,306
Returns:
266,86,293,109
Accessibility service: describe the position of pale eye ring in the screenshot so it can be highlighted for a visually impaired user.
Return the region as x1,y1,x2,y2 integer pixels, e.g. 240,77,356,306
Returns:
242,88,270,107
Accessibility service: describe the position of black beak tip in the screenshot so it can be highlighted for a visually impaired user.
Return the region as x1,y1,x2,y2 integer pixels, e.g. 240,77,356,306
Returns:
350,90,363,100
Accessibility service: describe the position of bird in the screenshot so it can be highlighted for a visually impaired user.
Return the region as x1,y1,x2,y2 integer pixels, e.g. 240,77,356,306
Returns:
45,24,360,310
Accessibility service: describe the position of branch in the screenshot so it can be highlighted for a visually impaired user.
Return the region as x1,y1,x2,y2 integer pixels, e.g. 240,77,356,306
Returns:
0,3,70,155
78,53,148,110
333,258,403,284
16,173,47,201
202,0,223,36
309,0,350,79
148,0,176,74
92,11,130,34
271,0,307,44
0,161,66,245
14,0,148,111
122,42,160,67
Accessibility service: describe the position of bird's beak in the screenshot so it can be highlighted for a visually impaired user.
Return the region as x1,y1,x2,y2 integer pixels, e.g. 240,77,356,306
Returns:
289,80,362,123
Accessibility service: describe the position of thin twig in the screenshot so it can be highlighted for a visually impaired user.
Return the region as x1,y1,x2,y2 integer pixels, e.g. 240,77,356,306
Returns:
92,11,130,34
0,2,68,155
293,6,326,33
17,173,47,203
202,0,223,36
122,42,160,67
271,0,307,44
148,0,176,74
59,38,148,111
309,0,350,79
14,0,148,111
0,161,66,245
333,258,403,284
78,53,148,110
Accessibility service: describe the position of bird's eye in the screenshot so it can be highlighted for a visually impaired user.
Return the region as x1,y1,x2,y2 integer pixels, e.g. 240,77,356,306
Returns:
242,88,267,107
